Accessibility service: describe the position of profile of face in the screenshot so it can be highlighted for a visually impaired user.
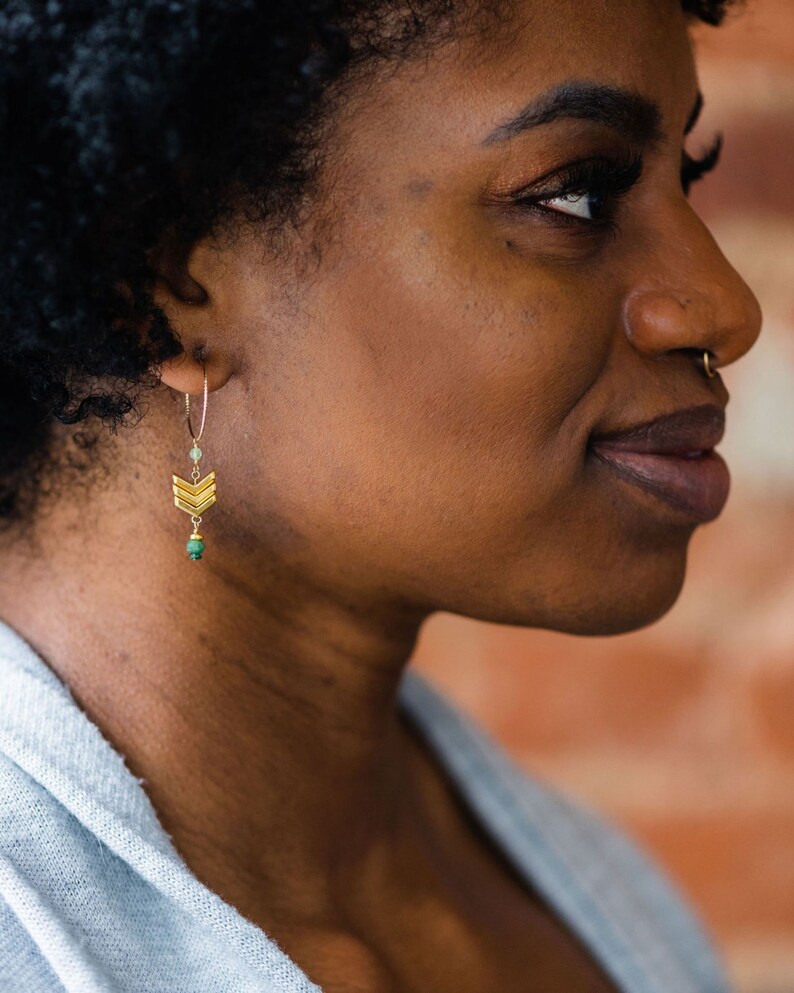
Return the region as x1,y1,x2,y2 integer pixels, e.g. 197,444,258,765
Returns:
159,0,761,637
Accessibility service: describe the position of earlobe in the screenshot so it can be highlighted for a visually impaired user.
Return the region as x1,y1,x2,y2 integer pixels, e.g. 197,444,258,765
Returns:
157,347,233,397
157,349,207,396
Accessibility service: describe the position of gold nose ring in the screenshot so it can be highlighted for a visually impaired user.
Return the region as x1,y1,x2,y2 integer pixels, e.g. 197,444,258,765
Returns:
702,351,718,379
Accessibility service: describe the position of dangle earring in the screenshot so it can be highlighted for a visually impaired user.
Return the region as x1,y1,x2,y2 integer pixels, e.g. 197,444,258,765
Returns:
172,365,218,560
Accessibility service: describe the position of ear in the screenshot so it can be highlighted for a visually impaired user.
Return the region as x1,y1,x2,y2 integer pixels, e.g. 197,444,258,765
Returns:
149,230,234,396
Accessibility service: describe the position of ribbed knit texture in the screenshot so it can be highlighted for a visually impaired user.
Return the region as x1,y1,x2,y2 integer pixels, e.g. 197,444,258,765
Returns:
0,618,733,993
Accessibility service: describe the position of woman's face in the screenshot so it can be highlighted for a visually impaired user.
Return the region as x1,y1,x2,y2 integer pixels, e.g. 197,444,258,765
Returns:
200,0,761,635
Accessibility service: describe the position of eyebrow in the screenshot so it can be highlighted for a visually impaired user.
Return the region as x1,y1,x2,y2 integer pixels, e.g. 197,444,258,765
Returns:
482,81,679,147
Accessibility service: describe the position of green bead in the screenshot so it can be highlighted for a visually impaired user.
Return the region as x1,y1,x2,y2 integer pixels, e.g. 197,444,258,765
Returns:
189,447,203,461
186,538,205,559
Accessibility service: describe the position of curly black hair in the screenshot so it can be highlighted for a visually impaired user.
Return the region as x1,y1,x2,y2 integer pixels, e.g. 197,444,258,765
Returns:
0,0,738,523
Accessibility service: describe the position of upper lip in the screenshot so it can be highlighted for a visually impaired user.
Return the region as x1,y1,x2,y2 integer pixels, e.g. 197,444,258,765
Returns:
590,404,726,456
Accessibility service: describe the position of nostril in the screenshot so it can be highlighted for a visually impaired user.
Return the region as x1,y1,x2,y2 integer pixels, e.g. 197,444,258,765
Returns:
622,289,720,358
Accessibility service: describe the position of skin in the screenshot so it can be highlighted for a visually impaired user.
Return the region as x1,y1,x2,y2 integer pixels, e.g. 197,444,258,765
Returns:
0,1,761,991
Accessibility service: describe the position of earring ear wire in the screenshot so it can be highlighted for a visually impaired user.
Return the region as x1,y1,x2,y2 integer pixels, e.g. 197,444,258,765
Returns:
171,364,218,560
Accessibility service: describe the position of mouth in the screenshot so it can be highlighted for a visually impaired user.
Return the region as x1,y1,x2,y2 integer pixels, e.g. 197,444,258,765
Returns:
589,404,730,523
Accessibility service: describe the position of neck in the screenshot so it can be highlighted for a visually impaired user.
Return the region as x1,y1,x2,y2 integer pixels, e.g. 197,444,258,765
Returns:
0,417,432,928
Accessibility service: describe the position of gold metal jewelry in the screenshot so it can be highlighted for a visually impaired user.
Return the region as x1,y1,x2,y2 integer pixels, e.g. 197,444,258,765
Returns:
702,350,718,379
172,365,217,560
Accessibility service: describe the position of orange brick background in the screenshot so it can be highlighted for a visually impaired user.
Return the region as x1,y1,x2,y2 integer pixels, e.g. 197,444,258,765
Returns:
412,3,794,991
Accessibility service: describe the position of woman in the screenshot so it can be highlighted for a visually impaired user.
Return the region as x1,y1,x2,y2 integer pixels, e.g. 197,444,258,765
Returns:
0,0,762,991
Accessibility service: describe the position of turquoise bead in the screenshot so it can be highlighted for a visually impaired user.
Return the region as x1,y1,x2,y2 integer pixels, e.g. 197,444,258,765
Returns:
189,447,203,460
186,538,205,559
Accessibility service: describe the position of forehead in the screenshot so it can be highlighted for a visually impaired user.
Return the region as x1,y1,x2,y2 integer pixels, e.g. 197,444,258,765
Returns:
333,0,698,163
472,0,695,73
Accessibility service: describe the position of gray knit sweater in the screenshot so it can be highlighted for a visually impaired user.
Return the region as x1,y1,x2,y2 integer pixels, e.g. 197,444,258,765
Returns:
0,619,732,993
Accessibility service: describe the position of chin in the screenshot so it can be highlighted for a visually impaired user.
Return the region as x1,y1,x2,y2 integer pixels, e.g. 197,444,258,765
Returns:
557,588,684,636
545,551,690,637
477,540,691,636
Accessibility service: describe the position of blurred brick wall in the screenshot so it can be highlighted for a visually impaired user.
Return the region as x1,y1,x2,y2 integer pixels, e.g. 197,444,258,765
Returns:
411,4,794,991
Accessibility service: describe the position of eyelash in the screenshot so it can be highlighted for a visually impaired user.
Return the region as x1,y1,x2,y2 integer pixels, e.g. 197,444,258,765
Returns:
681,133,723,195
511,153,644,231
510,133,724,229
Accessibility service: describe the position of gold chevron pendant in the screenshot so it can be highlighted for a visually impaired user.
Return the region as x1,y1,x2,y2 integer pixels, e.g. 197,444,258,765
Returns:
172,470,218,517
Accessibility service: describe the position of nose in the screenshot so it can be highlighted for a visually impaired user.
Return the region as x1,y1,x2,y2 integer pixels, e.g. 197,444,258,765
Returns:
623,203,762,372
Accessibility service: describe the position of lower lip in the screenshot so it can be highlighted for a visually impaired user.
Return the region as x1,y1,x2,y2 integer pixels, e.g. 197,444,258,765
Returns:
591,447,731,523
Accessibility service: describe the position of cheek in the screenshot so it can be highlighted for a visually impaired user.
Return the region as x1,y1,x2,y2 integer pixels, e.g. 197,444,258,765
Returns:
309,237,617,541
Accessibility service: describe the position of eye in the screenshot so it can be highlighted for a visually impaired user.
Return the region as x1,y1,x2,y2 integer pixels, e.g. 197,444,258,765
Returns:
511,153,643,229
540,191,606,221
